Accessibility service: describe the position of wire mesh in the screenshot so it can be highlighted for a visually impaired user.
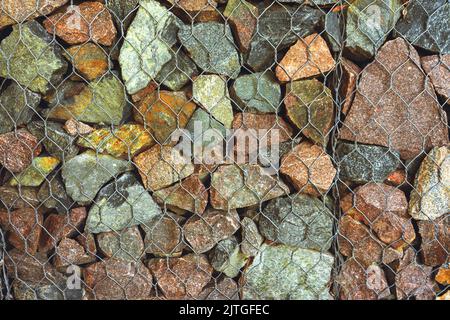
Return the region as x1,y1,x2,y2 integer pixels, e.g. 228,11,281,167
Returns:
0,0,448,300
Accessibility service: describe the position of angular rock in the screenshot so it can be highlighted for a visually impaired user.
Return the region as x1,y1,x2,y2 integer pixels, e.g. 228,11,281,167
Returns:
178,22,241,78
106,0,139,26
148,253,213,299
231,72,281,114
199,277,239,300
223,0,258,52
241,244,334,299
133,145,195,191
339,58,361,115
395,0,449,54
276,33,335,82
240,217,263,257
65,43,109,81
63,119,94,136
335,141,401,183
54,238,94,270
184,208,240,253
86,172,161,233
321,10,342,53
210,164,290,210
5,249,59,283
418,215,449,267
260,194,334,251
0,186,39,210
209,236,248,278
409,146,449,221
435,265,450,286
84,259,153,300
77,124,154,159
97,226,144,262
12,278,81,300
61,151,133,205
133,90,196,144
0,129,41,173
280,142,336,196
0,21,67,94
285,79,334,146
143,213,185,257
339,38,449,160
168,0,221,22
193,75,234,128
155,50,198,91
0,82,41,134
9,156,60,187
37,174,73,214
43,1,117,46
421,55,450,100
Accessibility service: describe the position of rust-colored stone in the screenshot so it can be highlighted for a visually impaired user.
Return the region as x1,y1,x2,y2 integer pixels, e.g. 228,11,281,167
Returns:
0,129,41,173
65,43,109,81
5,249,59,283
385,169,407,187
435,265,450,285
143,213,185,257
421,54,450,100
418,215,449,267
339,57,361,115
54,238,94,270
223,0,258,52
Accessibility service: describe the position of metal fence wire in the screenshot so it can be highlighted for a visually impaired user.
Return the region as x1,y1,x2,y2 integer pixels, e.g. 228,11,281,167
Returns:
0,0,448,300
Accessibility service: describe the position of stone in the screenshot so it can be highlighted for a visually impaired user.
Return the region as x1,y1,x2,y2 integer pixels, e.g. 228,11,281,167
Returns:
97,226,144,262
65,43,109,81
276,33,335,82
409,146,449,221
9,156,60,187
321,10,342,53
63,119,94,136
421,55,450,100
339,38,449,160
193,75,234,128
133,90,196,144
240,217,263,257
84,259,153,300
435,265,450,285
341,183,415,248
0,21,67,94
148,253,213,299
231,72,281,114
5,249,59,283
155,50,198,91
44,75,129,126
0,208,42,254
199,277,239,300
395,0,449,54
86,172,162,233
54,238,94,270
168,0,220,22
385,169,408,187
339,58,361,115
223,0,258,52
285,79,334,147
27,121,79,161
143,213,185,257
184,208,240,253
77,124,154,159
344,0,402,61
241,244,334,300
178,22,241,78
209,236,248,278
418,216,449,267
106,0,139,27
0,0,68,28
437,291,450,301
61,151,133,205
43,1,117,46
12,278,82,300
0,129,41,173
260,194,334,251
133,145,195,191
0,186,39,210
154,175,208,214
0,82,41,134
37,174,73,214
336,259,390,300
210,164,290,210
335,141,401,183
119,0,180,94
246,4,323,71
39,207,87,253
280,142,336,196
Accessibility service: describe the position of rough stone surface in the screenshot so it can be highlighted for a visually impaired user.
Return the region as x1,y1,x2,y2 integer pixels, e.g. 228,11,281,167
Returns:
223,0,258,52
12,278,81,300
61,151,133,205
339,58,361,115
97,226,144,262
0,186,39,210
199,277,239,300
435,265,450,285
241,244,334,300
143,213,185,257
86,172,161,233
0,129,41,173
9,156,60,187
421,54,450,100
44,1,117,46
65,43,109,81
280,142,336,196
418,216,449,266
184,208,240,254
54,238,94,269
209,236,248,278
339,38,449,160
240,217,263,257
37,174,73,214
63,119,94,136
155,50,198,91
5,249,59,283
409,146,449,221
260,194,334,251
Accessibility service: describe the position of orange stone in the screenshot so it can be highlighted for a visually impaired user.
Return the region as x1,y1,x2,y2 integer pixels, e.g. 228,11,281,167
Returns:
65,43,109,81
435,266,450,285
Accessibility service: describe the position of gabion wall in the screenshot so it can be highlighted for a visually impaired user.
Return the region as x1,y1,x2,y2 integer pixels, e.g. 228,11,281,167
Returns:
0,0,448,300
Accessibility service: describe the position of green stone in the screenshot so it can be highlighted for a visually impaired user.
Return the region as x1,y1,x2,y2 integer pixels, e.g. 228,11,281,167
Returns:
155,49,198,91
37,174,73,214
209,236,248,278
9,156,60,187
0,21,67,94
97,226,144,262
186,109,227,152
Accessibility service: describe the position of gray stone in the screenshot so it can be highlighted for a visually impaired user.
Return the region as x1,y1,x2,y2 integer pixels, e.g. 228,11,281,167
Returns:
155,49,198,91
37,174,73,214
321,10,342,53
241,217,263,257
61,151,133,205
12,279,82,300
143,213,185,257
186,108,227,150
260,194,334,251
106,0,139,27
97,226,144,262
209,236,248,278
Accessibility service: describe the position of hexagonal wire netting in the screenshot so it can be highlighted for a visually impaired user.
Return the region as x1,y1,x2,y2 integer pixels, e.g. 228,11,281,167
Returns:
0,0,448,300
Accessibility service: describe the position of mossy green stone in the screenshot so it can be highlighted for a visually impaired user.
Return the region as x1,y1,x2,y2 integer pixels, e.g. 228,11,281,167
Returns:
9,157,60,187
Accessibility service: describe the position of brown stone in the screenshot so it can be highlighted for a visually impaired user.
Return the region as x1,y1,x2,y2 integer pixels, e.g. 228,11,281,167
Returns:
148,253,213,299
54,238,94,270
97,226,145,262
418,215,449,266
223,0,258,52
65,43,109,81
275,33,335,82
339,38,449,160
83,258,153,300
280,141,336,196
184,208,240,253
0,208,42,254
131,82,158,103
168,0,221,22
385,169,407,187
63,118,94,136
39,207,87,253
421,54,450,100
339,57,361,115
154,175,208,214
43,1,117,46
75,232,97,257
198,277,239,300
0,129,41,173
5,249,59,283
0,186,39,210
143,213,185,257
